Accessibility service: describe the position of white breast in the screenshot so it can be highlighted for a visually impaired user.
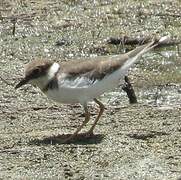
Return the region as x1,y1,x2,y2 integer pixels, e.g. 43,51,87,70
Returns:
45,87,85,104
45,63,128,105
45,74,122,105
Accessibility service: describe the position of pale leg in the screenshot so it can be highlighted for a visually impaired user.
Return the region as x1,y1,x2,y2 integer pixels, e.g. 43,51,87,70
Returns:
86,98,105,135
63,103,90,142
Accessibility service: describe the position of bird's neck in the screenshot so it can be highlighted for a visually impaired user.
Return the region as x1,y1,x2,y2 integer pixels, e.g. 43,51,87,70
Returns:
47,62,60,80
41,62,60,92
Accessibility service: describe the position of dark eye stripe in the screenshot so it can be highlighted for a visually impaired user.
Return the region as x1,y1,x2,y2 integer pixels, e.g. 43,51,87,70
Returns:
25,63,52,80
27,68,46,80
33,69,40,74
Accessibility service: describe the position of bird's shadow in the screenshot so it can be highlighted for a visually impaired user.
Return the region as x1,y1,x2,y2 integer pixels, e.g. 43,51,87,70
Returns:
29,133,104,145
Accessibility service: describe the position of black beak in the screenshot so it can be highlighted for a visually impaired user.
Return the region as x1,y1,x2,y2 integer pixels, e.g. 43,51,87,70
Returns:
15,78,29,89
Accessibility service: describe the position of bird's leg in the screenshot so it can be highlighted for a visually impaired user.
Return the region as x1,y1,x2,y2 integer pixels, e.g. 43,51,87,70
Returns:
63,103,90,143
85,98,105,136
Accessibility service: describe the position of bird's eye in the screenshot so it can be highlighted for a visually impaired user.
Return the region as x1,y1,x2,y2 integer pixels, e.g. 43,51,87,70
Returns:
33,68,40,74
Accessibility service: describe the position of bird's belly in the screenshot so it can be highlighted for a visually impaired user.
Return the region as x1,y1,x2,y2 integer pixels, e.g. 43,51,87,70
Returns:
45,72,122,104
46,88,88,104
45,85,106,104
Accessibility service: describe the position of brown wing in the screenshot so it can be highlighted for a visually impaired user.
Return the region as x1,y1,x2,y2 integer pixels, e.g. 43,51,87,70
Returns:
56,40,158,88
60,54,129,81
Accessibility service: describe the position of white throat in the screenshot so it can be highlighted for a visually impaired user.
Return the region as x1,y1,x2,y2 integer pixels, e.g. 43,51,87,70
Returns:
48,62,60,80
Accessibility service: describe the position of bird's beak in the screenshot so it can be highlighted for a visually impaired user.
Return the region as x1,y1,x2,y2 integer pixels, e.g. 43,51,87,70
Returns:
15,77,29,89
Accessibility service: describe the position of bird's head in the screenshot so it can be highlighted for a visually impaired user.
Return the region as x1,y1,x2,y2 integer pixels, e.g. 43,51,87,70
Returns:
15,60,59,90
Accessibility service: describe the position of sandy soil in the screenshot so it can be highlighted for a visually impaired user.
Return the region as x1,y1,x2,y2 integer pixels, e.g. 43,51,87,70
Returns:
0,0,181,179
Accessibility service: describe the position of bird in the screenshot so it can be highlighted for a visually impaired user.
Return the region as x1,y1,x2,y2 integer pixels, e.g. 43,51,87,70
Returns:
15,36,167,143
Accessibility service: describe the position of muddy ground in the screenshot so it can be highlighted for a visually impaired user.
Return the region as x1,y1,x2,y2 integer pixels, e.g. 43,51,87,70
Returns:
0,0,181,179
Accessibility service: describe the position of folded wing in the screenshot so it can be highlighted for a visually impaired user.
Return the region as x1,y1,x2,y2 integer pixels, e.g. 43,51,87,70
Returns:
58,54,129,88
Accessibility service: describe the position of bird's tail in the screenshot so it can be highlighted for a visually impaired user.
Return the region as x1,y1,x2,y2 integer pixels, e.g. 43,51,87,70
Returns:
87,36,169,99
119,36,169,73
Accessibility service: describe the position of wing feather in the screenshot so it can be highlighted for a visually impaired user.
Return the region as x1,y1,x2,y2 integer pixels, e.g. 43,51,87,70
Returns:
58,54,129,88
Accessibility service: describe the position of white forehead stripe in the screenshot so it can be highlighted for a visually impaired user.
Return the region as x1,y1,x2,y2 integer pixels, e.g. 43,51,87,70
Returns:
48,62,60,80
